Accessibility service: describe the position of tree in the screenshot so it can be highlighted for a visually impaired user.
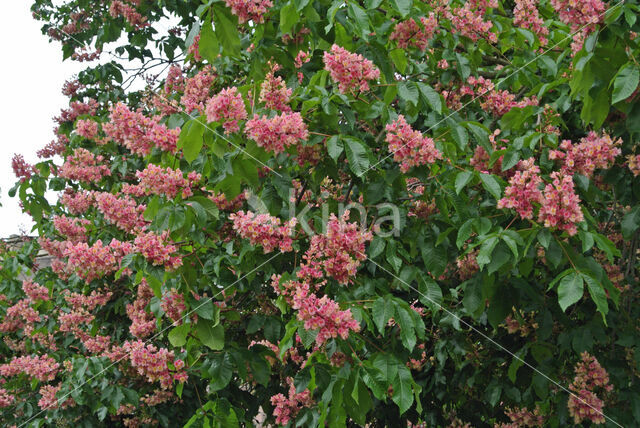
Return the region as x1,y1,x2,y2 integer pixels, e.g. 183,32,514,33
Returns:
2,0,640,426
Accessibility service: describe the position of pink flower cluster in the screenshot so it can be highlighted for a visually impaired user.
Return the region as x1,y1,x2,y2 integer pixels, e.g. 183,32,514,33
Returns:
11,154,37,182
224,0,273,23
95,192,147,233
0,388,14,408
61,189,94,215
270,378,313,425
447,0,497,43
63,239,133,283
470,77,539,116
497,406,545,427
567,352,612,425
55,99,98,124
134,231,182,270
127,278,156,338
550,0,605,33
628,154,640,176
205,87,248,134
497,158,543,219
22,279,49,302
385,115,442,173
259,63,292,112
0,355,59,381
122,340,187,389
245,112,309,154
135,164,201,199
298,212,373,285
549,132,621,178
390,14,438,51
53,215,90,242
513,0,549,45
58,148,111,183
208,190,246,211
76,119,99,140
230,210,297,253
103,103,179,155
538,172,584,236
109,0,148,29
323,45,381,94
293,290,361,345
181,66,215,113
38,384,74,410
160,289,186,324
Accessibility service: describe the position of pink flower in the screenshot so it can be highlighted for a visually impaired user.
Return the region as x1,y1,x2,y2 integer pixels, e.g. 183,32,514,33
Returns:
298,211,373,285
230,210,297,253
94,192,148,233
53,215,90,242
0,355,60,382
181,65,215,113
76,119,99,139
161,289,186,324
0,388,14,409
134,231,182,270
127,278,157,338
123,340,187,389
497,158,543,219
390,14,437,51
550,132,621,177
205,87,248,134
11,154,37,182
22,279,49,302
135,164,200,199
224,0,273,23
61,189,95,215
323,44,380,94
385,115,441,173
537,172,584,236
270,378,314,425
513,0,549,45
64,239,132,282
259,63,292,112
245,112,309,154
437,59,449,69
294,51,310,68
58,148,111,183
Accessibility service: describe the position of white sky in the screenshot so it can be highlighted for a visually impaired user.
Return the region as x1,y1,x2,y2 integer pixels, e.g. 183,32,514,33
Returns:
0,2,84,238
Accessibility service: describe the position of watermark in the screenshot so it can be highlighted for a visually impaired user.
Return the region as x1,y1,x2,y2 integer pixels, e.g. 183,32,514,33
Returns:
245,189,402,238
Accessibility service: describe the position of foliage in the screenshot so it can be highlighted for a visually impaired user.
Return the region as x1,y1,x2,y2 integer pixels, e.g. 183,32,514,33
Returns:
2,0,640,426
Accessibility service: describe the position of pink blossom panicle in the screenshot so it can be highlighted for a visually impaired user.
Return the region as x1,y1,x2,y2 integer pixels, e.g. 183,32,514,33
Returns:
323,45,380,94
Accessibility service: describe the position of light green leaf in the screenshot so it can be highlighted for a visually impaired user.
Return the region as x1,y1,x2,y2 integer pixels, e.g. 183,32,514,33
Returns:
611,63,639,104
343,137,371,176
480,173,502,200
197,320,225,350
168,323,190,348
398,81,419,107
455,170,473,194
583,274,608,323
391,366,414,414
558,272,584,312
179,118,205,163
280,3,299,35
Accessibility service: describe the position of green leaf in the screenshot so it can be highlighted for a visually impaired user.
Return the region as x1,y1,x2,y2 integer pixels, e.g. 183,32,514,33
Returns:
455,170,473,194
232,157,259,188
417,273,443,312
372,296,394,334
197,320,225,350
476,236,498,269
398,81,419,107
611,63,639,104
199,16,219,63
343,137,371,176
501,149,520,171
391,366,414,414
326,135,343,162
347,3,369,38
389,49,407,74
583,274,608,323
479,173,502,200
208,353,233,391
621,205,640,239
168,323,190,348
558,272,584,312
508,347,528,383
394,304,416,351
212,4,240,58
280,3,299,35
179,119,205,163
456,219,474,248
417,83,442,113
389,0,412,17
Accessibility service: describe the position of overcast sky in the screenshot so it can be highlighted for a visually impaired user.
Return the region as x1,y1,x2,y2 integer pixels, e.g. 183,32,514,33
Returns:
0,3,85,238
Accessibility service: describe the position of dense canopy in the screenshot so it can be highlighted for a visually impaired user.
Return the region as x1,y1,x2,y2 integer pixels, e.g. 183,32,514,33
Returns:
2,0,640,426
